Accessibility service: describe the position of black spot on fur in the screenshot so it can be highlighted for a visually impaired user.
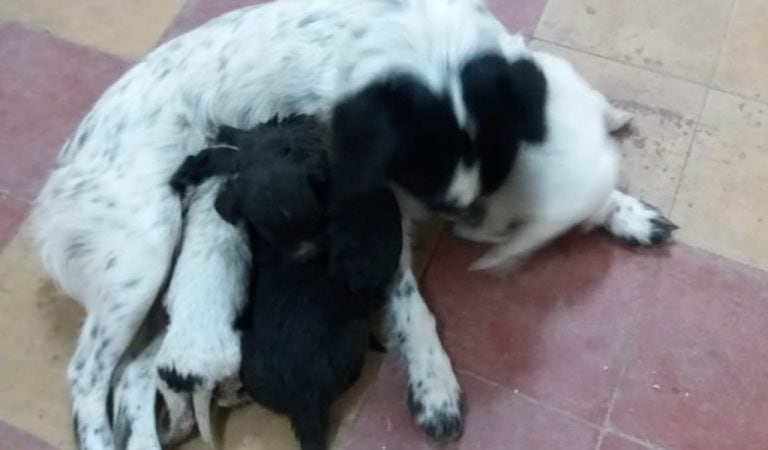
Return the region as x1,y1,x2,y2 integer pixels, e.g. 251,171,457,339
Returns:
76,128,90,148
407,385,424,417
159,67,171,79
114,405,133,450
105,257,117,271
176,114,191,130
158,367,202,392
123,279,140,289
299,13,323,27
72,414,81,444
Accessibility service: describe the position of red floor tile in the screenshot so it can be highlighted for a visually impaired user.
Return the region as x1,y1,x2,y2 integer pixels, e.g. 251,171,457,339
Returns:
160,0,273,42
486,0,549,36
0,23,128,201
610,246,768,450
343,357,599,450
599,433,656,450
421,232,668,423
0,195,28,249
0,420,57,450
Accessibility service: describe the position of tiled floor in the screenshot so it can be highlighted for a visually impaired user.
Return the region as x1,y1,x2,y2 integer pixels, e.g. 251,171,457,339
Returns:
1,0,768,449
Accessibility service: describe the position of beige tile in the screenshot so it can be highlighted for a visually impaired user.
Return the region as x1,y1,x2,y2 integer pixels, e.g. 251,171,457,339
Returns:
713,0,768,102
672,90,768,270
535,0,734,83
0,227,81,449
0,0,186,59
530,41,706,212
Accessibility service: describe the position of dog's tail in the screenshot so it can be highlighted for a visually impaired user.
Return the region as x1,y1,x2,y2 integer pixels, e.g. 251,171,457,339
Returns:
291,405,330,450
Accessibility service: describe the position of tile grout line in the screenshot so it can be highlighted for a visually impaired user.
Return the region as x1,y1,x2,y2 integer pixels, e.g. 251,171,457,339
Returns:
668,0,739,216
706,0,739,87
667,107,705,217
0,18,135,64
530,36,706,87
457,369,602,432
592,263,670,450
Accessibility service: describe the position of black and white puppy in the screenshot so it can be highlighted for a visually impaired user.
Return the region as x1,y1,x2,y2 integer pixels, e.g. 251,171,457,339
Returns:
170,115,402,450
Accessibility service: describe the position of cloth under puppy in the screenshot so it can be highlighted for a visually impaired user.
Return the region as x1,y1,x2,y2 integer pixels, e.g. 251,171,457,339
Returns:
171,114,401,450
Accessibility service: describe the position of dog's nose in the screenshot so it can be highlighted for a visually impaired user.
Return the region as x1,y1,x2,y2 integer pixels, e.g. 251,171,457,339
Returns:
457,201,486,227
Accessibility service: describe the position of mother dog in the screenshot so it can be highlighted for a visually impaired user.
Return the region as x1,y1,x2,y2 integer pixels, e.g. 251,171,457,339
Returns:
32,0,531,447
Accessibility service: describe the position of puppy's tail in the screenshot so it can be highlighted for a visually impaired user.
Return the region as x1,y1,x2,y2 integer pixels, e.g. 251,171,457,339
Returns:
292,406,329,450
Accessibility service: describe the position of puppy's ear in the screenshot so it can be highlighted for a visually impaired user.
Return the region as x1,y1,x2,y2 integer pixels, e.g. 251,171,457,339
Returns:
330,86,397,201
461,55,547,142
461,54,547,194
170,146,240,194
214,181,241,224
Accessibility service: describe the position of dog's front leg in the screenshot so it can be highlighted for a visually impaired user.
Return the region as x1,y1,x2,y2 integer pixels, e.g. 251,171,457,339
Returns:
387,227,464,441
155,179,251,443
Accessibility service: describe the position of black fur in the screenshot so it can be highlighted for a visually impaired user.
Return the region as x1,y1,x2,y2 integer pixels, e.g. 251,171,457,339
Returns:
460,55,547,195
170,115,401,450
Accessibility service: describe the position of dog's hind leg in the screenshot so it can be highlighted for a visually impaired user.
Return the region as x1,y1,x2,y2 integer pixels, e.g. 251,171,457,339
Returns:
112,333,164,450
65,199,182,450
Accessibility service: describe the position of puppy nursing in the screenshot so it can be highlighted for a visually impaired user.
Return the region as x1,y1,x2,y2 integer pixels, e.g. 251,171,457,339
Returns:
454,48,676,271
171,115,401,450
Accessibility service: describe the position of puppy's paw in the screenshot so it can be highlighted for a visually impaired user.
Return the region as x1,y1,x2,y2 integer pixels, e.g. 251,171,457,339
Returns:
156,325,241,393
604,196,678,246
407,370,465,441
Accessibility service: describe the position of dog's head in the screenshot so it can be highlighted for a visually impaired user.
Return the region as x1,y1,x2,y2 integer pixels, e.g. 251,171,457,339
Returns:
330,53,547,220
215,158,324,262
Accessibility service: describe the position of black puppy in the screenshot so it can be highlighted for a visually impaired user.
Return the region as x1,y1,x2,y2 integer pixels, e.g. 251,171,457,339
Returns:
170,115,401,450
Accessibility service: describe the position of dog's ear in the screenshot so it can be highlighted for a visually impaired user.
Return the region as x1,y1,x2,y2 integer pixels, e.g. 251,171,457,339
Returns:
214,181,241,224
170,146,240,194
461,54,547,194
330,85,398,201
461,55,547,143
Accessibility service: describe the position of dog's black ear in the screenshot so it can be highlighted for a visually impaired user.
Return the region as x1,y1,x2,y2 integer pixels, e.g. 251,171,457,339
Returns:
214,181,241,224
170,146,240,194
461,54,547,194
330,84,400,202
461,55,547,142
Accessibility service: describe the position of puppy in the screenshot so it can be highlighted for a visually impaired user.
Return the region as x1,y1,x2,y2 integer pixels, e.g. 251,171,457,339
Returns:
453,48,677,271
171,115,402,450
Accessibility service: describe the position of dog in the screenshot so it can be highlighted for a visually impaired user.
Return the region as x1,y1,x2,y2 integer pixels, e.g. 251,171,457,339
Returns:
452,48,677,271
31,1,674,447
169,115,401,450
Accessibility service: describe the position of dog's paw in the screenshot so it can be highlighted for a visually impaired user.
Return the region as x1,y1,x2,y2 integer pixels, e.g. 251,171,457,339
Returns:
604,196,678,246
156,325,241,393
407,372,465,441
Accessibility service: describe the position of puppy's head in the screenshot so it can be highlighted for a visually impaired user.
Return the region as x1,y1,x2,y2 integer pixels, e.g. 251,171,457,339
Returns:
215,159,324,261
330,53,546,220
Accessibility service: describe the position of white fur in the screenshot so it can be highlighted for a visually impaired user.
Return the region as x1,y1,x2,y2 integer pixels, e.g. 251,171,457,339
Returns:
31,0,518,446
454,48,675,271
